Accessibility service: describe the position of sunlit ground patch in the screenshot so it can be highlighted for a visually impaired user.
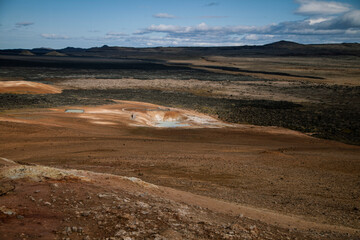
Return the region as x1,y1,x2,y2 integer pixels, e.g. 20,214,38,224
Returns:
155,121,190,128
65,109,84,113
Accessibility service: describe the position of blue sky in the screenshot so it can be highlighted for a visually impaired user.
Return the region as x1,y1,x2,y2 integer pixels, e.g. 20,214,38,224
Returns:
0,0,359,49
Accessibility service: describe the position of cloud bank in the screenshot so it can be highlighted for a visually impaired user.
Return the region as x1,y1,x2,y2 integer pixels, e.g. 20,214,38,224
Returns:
41,33,70,40
106,32,127,37
34,0,359,47
131,0,360,46
295,0,350,15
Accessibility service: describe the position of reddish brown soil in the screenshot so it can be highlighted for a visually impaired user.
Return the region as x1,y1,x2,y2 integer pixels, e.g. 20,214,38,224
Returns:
0,102,359,239
2,163,355,240
0,81,62,94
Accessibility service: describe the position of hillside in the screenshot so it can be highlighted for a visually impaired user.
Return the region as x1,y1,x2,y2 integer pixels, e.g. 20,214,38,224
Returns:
1,41,360,59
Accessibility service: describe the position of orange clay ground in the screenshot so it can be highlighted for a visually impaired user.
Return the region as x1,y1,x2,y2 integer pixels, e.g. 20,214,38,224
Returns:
1,99,360,239
0,81,62,94
0,82,359,239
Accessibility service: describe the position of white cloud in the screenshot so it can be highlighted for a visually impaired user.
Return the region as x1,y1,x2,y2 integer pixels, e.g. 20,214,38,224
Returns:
98,33,246,47
295,0,351,16
315,10,360,29
345,29,360,34
145,24,182,32
243,34,275,41
133,9,360,46
308,17,333,25
41,33,69,39
153,13,176,19
16,22,34,27
85,2,360,47
105,32,128,39
137,22,259,35
139,9,360,36
341,10,360,26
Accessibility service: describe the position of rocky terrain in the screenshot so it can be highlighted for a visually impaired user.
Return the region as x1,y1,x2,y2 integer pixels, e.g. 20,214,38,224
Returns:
1,159,358,240
0,54,359,144
0,100,359,239
0,42,359,239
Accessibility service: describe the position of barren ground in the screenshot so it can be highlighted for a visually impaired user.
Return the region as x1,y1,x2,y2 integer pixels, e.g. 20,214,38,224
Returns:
1,101,359,239
169,56,360,86
0,54,359,239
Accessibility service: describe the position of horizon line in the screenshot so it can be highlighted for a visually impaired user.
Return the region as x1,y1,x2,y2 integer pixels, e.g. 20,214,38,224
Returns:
1,40,359,51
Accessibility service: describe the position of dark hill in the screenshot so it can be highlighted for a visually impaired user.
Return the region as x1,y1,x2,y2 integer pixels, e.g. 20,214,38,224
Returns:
264,40,304,48
1,41,359,59
31,48,54,55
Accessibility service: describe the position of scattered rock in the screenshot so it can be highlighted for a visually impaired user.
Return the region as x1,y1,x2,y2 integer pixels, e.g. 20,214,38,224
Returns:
115,230,127,237
0,206,16,216
98,193,112,199
65,226,72,234
0,182,15,196
81,211,90,217
136,201,149,209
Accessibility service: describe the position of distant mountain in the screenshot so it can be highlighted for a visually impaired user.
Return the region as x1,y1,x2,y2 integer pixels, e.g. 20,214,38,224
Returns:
30,48,53,55
63,47,84,50
1,41,359,58
44,51,67,57
263,40,305,49
60,47,85,53
19,50,35,56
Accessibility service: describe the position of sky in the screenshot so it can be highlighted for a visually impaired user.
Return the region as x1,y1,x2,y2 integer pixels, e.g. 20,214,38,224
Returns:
0,0,359,49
